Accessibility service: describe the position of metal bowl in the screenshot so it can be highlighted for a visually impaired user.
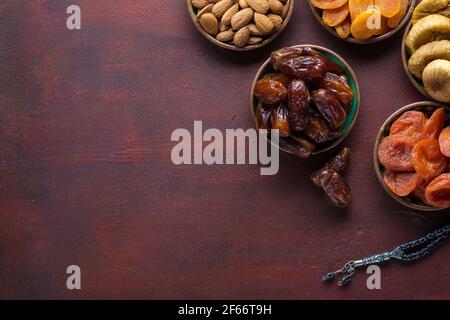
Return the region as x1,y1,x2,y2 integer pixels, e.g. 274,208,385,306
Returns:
373,101,450,211
309,0,416,44
250,44,360,155
187,0,295,51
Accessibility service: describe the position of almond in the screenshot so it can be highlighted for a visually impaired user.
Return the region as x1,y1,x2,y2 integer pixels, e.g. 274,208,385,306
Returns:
217,29,236,42
199,13,219,35
248,36,263,45
191,0,210,9
212,0,235,18
268,0,283,15
267,14,283,30
247,0,270,14
254,12,274,35
231,8,254,30
221,4,239,27
197,4,214,17
234,26,250,47
239,0,249,8
248,23,263,36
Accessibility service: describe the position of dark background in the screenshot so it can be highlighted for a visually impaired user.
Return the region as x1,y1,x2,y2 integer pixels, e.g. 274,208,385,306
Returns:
0,0,448,299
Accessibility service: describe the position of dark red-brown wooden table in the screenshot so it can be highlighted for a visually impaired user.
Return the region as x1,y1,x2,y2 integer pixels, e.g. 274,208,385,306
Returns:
0,0,449,299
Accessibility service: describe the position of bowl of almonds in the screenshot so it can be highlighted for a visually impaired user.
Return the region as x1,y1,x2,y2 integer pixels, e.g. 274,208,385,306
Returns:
309,0,416,43
187,0,294,50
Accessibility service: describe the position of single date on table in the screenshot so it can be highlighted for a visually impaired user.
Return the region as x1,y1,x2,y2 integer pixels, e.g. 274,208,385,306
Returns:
178,304,272,318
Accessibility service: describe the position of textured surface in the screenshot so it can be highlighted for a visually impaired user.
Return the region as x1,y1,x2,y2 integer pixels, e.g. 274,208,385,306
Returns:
0,0,449,300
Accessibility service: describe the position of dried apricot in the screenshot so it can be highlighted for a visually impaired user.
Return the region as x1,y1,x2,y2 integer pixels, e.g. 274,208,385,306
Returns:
378,135,415,171
350,8,380,40
412,139,448,182
421,108,445,140
323,5,350,27
375,0,401,18
311,0,348,10
349,0,374,22
374,16,390,35
425,173,450,208
335,17,351,38
387,0,409,28
389,110,427,143
439,126,450,157
384,170,424,197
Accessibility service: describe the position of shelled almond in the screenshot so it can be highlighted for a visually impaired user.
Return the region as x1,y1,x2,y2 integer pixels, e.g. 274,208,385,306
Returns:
191,0,291,48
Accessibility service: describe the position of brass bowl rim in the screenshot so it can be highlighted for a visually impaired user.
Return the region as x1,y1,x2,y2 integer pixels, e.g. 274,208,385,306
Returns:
308,0,416,44
250,44,361,155
373,101,450,212
186,0,295,51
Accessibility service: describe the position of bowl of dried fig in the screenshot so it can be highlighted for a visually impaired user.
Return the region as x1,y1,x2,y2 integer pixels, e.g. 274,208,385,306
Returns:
401,0,450,104
187,0,294,51
373,101,450,211
250,45,360,158
309,0,416,43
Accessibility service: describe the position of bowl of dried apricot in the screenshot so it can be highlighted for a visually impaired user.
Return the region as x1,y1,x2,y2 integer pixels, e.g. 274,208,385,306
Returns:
187,0,294,51
251,45,360,158
401,0,450,103
309,0,416,43
374,102,450,211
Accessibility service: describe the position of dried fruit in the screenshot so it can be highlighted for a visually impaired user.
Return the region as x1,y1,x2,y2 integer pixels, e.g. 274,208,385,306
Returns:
408,40,450,79
412,0,450,24
422,108,445,140
335,17,351,38
422,59,450,103
256,103,272,130
311,0,349,10
311,147,351,186
374,17,390,35
313,89,347,129
388,0,409,28
303,111,342,143
389,110,427,143
439,126,450,157
271,103,291,136
378,135,415,172
279,136,316,158
322,5,350,27
425,173,450,208
348,0,373,22
288,80,310,131
405,14,450,54
254,78,288,104
319,170,352,207
412,139,447,182
350,8,379,40
374,0,401,18
383,170,424,197
315,72,354,107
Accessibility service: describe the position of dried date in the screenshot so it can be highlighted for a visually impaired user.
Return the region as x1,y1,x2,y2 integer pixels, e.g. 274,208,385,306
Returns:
279,135,316,158
319,170,352,207
288,79,310,131
271,103,291,137
315,72,354,107
311,147,351,186
303,111,342,144
313,89,347,129
254,78,287,105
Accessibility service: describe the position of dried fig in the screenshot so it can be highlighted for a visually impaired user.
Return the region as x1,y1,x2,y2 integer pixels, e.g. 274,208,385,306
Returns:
405,14,450,53
408,40,450,79
422,59,450,103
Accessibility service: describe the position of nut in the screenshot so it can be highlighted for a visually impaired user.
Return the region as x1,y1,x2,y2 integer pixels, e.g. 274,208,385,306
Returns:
217,29,236,42
269,0,283,15
199,13,219,35
234,26,250,47
267,13,283,30
231,8,254,30
254,12,274,35
191,0,210,9
247,0,270,14
221,3,240,27
248,36,263,44
197,4,214,17
212,0,235,18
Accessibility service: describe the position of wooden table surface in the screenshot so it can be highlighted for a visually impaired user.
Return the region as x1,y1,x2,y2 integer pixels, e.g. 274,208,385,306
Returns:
0,0,449,300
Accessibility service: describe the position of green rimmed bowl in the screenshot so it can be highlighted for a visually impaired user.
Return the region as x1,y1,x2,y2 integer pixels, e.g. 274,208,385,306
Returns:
373,101,450,211
250,44,360,155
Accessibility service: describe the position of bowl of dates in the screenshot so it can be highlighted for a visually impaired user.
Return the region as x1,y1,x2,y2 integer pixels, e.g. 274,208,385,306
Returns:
401,0,450,104
374,101,450,211
251,45,360,158
309,0,416,43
